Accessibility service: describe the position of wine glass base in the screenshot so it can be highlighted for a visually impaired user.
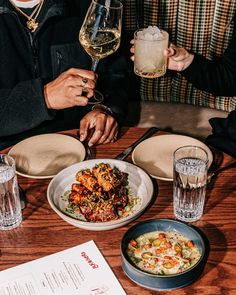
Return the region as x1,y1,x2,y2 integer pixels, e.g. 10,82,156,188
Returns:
88,90,104,104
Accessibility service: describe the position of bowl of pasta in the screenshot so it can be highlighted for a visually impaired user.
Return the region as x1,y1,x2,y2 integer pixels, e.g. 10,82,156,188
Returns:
47,159,154,230
121,218,207,290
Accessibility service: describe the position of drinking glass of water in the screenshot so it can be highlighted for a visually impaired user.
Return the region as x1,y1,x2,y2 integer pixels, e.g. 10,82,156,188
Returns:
173,146,208,222
0,154,22,230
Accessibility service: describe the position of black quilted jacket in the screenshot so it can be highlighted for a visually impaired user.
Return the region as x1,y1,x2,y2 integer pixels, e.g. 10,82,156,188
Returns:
0,0,129,149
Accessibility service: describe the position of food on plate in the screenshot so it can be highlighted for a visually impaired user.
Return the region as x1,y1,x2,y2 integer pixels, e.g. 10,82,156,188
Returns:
63,163,139,222
127,231,201,275
92,163,126,191
76,170,99,192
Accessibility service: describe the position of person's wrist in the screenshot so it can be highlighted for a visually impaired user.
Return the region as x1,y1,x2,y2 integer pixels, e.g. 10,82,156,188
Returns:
44,84,53,109
182,53,194,71
91,104,113,116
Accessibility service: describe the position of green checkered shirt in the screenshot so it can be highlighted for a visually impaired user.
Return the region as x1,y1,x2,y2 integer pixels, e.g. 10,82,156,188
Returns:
123,0,236,111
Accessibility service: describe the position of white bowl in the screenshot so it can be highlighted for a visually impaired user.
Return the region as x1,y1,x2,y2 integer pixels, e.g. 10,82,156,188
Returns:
47,159,154,231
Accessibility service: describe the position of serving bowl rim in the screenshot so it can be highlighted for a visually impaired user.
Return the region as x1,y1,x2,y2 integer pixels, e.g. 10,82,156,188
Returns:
47,158,154,229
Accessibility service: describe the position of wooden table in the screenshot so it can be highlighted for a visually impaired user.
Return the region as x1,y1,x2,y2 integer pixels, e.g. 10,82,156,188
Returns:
0,127,236,295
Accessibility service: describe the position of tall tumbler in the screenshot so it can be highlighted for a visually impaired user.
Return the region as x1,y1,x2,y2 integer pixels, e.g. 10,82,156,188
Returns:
134,27,169,78
0,154,22,230
173,146,208,222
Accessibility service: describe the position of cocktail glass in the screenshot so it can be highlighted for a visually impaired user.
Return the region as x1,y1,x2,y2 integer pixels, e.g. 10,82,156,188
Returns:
134,26,169,78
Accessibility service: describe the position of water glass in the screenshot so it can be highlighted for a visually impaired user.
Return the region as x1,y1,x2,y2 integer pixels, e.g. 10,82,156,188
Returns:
173,146,208,222
0,154,22,230
134,27,169,78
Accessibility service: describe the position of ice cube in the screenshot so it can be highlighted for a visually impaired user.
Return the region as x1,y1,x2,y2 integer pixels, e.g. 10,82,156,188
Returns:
153,32,163,40
144,32,153,41
143,25,163,40
147,25,156,34
142,28,149,35
153,26,161,34
137,31,144,38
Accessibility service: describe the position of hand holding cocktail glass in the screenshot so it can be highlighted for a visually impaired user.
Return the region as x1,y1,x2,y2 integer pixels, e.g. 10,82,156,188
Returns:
164,45,194,72
130,26,169,78
130,27,193,76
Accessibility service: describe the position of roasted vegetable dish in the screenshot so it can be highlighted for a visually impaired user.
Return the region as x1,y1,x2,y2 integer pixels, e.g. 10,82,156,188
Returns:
127,231,201,275
63,163,139,222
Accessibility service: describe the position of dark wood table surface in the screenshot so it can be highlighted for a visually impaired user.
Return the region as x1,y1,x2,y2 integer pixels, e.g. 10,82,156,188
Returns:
0,127,236,295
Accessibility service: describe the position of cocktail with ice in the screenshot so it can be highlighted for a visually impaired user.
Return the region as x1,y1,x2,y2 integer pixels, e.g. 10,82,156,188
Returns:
134,26,169,78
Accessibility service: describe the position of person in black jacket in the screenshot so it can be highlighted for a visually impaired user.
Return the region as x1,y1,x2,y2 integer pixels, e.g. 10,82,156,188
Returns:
164,17,236,158
130,17,236,96
164,16,236,96
0,0,128,150
130,17,236,157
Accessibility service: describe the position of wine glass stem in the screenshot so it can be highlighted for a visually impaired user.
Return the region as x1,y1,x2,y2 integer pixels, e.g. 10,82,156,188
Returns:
91,59,99,72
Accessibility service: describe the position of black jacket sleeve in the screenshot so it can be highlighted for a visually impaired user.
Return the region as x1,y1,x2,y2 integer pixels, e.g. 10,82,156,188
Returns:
181,17,236,96
96,47,129,125
0,79,55,137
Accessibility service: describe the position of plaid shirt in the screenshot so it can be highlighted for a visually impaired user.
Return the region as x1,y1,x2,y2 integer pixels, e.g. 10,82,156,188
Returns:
123,0,236,111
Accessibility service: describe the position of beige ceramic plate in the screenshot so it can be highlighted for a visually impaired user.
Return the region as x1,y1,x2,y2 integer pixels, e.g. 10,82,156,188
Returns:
47,159,153,231
132,134,213,181
8,134,86,179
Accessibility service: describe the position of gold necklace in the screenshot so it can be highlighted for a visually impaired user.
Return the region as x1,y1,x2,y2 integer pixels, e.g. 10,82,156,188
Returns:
9,0,44,32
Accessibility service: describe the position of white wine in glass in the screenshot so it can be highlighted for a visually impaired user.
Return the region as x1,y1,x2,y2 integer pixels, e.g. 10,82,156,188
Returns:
79,0,123,104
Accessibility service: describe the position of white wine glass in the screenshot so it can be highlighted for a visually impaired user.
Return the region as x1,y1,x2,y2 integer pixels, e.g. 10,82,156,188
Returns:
79,0,123,104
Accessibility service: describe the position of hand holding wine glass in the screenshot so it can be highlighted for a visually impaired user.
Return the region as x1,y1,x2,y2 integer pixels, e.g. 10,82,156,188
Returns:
79,0,123,104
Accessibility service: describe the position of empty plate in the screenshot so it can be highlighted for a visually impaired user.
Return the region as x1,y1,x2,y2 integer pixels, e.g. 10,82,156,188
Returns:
132,134,213,181
8,134,86,179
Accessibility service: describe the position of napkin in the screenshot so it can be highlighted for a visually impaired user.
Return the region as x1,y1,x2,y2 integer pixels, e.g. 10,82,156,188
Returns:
205,110,236,158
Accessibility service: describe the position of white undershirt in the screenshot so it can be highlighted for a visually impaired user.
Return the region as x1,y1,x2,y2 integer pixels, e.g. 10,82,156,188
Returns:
10,0,40,8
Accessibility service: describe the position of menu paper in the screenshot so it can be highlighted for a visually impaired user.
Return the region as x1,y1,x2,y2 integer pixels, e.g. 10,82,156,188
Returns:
0,240,126,295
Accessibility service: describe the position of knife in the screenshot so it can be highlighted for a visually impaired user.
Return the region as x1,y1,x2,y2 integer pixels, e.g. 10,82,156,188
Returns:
115,127,159,161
